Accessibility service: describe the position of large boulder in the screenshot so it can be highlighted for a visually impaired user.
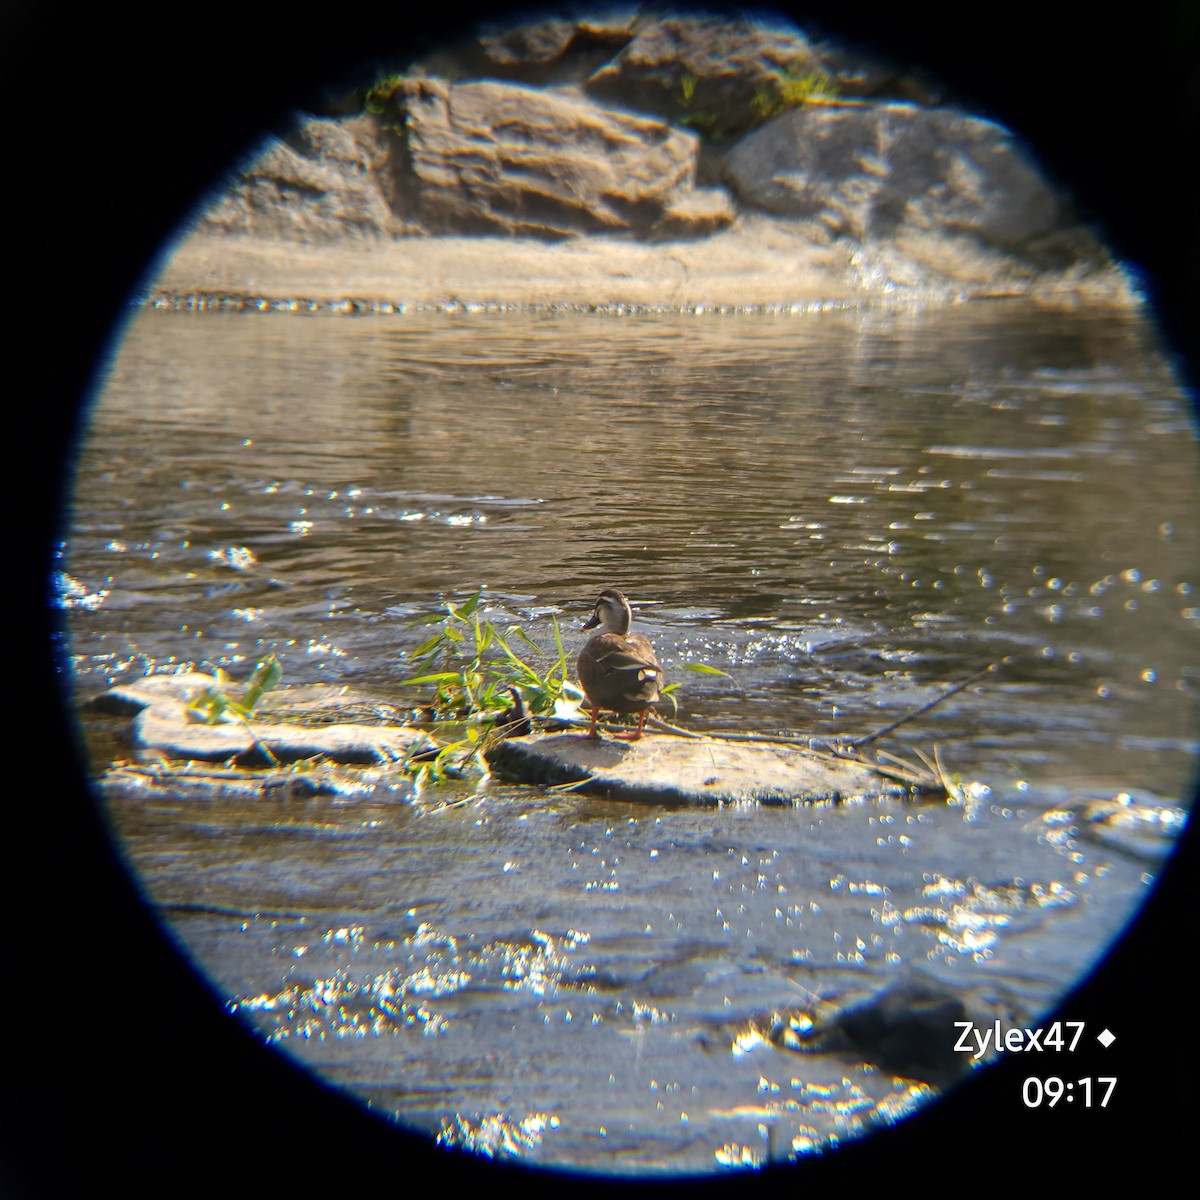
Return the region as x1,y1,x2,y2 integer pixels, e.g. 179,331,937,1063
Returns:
724,102,1064,254
403,77,733,239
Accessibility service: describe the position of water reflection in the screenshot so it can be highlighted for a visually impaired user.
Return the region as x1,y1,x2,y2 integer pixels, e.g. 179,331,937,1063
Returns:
64,301,1197,1172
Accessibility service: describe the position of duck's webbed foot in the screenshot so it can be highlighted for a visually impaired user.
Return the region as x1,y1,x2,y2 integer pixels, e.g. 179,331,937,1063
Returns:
614,711,649,741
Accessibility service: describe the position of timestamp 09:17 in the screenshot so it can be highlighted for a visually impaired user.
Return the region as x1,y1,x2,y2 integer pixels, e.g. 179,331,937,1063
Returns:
1022,1076,1117,1108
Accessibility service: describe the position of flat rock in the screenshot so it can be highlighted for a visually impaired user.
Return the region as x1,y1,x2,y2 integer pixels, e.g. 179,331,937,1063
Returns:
486,731,909,805
132,703,427,767
90,675,932,805
90,673,431,767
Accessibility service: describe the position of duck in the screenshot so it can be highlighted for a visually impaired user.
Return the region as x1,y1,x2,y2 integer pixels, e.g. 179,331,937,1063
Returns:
576,587,665,740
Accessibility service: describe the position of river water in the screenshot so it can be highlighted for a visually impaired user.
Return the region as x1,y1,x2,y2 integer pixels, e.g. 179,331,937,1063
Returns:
60,301,1196,1174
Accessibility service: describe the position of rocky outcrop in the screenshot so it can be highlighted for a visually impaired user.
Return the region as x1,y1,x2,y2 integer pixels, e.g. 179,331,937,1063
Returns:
419,12,639,87
178,10,1128,304
583,14,824,141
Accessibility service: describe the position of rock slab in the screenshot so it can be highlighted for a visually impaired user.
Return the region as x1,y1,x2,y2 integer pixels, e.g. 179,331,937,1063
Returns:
486,731,908,805
90,673,431,767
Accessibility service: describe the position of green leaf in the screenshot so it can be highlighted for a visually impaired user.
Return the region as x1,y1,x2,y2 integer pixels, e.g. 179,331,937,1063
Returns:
415,609,451,625
474,618,493,655
492,632,540,681
398,671,467,686
511,625,543,655
410,630,449,659
459,588,483,619
551,614,566,666
241,653,282,711
682,663,734,678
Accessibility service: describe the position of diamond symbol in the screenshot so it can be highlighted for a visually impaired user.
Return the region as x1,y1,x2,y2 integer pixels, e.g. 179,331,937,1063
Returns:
1097,1028,1116,1048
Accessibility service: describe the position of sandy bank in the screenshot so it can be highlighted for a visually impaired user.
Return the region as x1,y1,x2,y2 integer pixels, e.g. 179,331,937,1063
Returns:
151,218,1138,313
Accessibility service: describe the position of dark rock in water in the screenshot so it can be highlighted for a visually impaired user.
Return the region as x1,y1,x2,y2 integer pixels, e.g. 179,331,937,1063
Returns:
1036,791,1186,864
485,730,910,806
770,978,1028,1090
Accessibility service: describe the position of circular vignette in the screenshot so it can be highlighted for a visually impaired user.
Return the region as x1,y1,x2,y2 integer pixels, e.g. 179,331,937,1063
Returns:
11,2,1197,1195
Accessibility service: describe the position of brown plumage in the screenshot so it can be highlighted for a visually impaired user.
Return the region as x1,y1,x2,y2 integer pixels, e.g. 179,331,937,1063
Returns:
576,587,664,740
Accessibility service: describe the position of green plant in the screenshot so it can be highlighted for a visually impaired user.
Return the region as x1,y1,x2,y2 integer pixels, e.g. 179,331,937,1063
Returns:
396,590,581,787
676,72,721,136
751,67,844,123
400,589,576,724
187,653,283,725
364,72,406,117
363,71,412,138
185,653,285,766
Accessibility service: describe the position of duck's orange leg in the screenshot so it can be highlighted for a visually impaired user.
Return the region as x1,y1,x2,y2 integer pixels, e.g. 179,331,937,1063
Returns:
617,710,649,741
584,707,600,739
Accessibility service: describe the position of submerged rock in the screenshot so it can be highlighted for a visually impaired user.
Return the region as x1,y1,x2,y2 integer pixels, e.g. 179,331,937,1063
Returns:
1036,791,1187,864
765,978,1029,1090
485,730,912,805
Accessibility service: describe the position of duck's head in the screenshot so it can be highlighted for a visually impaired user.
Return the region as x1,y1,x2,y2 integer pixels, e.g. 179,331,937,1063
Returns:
582,587,633,635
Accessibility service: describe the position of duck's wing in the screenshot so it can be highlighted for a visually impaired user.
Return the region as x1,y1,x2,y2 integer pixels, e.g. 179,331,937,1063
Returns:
596,640,661,675
599,640,663,700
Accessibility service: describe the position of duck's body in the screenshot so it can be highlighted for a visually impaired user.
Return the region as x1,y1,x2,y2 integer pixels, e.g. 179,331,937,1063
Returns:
576,588,664,740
